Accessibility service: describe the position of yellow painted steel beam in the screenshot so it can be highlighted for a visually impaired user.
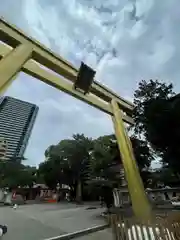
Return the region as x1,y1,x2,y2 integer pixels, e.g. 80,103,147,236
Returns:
111,99,152,220
0,18,134,115
0,43,33,94
23,60,112,116
23,60,133,124
0,43,12,57
0,42,133,124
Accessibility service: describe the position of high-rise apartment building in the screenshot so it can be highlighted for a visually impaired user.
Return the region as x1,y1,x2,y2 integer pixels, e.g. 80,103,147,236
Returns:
0,96,39,160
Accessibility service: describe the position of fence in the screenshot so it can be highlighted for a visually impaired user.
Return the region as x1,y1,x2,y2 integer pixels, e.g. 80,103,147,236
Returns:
113,188,180,207
109,213,180,240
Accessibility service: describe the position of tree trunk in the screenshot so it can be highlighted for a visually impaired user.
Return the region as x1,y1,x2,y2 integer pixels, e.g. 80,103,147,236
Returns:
76,180,82,203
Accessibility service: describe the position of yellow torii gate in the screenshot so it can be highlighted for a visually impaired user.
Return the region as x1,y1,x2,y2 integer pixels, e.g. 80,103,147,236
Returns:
0,18,151,220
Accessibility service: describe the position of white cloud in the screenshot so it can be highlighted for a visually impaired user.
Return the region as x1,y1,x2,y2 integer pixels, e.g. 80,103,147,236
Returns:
148,39,175,70
130,21,147,39
1,0,180,166
135,0,154,17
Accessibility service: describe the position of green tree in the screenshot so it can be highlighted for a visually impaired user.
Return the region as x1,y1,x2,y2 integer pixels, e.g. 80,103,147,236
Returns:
38,157,71,189
89,134,153,187
133,79,174,139
133,79,180,174
0,160,36,189
41,132,153,201
131,137,152,170
89,135,118,183
41,134,93,202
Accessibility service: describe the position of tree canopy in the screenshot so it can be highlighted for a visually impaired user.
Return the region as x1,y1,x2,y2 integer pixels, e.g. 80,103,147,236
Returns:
39,131,153,200
133,79,175,138
0,160,36,189
39,134,93,201
133,79,180,175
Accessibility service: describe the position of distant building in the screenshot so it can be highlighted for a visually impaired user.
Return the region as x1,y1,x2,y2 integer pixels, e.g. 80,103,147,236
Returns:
0,96,39,160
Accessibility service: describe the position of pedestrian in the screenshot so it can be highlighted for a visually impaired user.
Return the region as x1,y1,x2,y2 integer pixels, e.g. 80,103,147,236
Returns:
66,192,70,202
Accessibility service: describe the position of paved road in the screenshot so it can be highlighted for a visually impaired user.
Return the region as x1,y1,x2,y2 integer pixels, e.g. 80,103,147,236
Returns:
0,203,107,240
76,229,113,240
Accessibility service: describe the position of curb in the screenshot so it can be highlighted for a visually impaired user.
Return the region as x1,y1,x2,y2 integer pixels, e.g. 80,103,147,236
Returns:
43,224,109,240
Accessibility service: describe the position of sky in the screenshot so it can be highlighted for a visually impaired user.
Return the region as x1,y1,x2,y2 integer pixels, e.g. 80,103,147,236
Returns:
0,0,180,167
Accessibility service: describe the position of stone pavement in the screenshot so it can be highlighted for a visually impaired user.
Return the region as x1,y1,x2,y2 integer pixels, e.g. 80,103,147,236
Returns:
0,203,108,240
